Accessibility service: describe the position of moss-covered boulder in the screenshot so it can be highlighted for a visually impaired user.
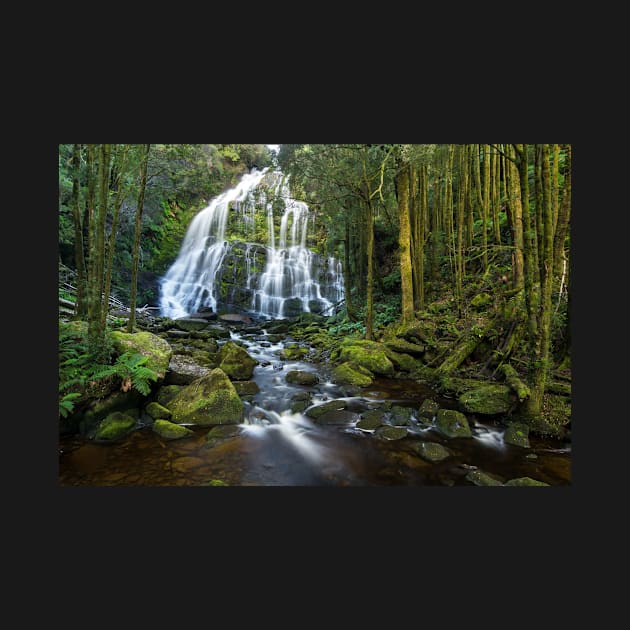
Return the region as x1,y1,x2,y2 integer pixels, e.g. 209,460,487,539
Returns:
375,426,408,441
418,399,439,420
385,338,426,356
356,409,386,430
289,391,311,413
458,384,514,415
232,380,260,396
164,355,212,385
305,399,348,419
332,362,374,387
389,405,413,426
338,340,395,377
279,344,309,361
504,422,530,448
79,389,144,435
504,477,550,486
110,330,173,380
412,441,451,463
152,419,194,440
465,469,504,486
216,341,257,380
156,385,183,407
396,320,436,344
206,425,241,439
313,410,359,425
384,349,418,373
145,401,172,421
435,409,472,438
165,368,244,426
524,393,571,438
286,370,319,386
94,411,136,442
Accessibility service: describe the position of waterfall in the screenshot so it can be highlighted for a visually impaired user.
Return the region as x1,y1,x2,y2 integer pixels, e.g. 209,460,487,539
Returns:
159,168,344,320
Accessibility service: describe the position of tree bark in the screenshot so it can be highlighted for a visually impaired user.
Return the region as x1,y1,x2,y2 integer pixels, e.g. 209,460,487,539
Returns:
70,144,87,318
397,165,414,323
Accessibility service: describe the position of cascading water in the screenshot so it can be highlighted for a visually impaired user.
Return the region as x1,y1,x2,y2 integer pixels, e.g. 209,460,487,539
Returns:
159,167,344,320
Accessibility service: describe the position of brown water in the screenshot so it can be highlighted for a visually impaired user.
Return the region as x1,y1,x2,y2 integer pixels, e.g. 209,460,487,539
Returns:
59,331,571,487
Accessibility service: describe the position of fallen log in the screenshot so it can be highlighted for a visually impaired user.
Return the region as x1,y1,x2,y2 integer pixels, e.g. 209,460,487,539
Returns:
498,363,530,402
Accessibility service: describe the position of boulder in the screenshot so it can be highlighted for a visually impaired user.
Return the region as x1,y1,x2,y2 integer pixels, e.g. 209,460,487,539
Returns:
337,340,395,376
458,384,514,415
313,410,359,425
465,470,504,486
375,426,408,441
173,318,210,332
286,370,319,386
152,419,194,440
418,399,439,420
110,330,173,380
145,401,172,420
216,340,257,380
332,362,374,387
504,422,531,448
412,441,451,463
504,477,550,486
305,399,348,419
435,409,472,438
356,409,387,430
232,381,260,396
164,355,211,385
93,411,136,442
385,338,426,356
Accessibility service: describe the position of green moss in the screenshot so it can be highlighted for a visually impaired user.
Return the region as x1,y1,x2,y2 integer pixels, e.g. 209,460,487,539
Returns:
470,293,492,309
435,409,472,438
376,426,408,440
338,340,394,376
279,344,309,361
207,479,229,486
504,422,531,448
305,399,348,419
217,341,257,380
166,368,244,426
110,330,173,379
286,370,319,386
152,419,195,440
332,362,374,387
465,469,504,486
145,401,172,420
412,441,451,462
156,385,184,406
94,411,136,441
458,384,514,415
504,477,550,486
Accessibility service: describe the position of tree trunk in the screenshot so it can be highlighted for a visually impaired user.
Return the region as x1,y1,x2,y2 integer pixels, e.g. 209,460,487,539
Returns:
343,214,357,321
397,165,414,323
365,196,375,340
506,144,524,290
127,144,151,333
70,144,87,318
553,144,571,279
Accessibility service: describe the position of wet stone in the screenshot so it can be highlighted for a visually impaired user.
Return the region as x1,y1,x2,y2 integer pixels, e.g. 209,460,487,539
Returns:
418,398,439,420
375,426,408,441
314,410,360,425
412,441,451,463
465,470,504,486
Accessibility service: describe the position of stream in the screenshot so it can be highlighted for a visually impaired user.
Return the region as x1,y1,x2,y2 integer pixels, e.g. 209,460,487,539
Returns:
59,328,571,487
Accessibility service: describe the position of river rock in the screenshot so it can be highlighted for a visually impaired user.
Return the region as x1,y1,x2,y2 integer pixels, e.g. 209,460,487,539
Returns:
389,405,413,426
156,385,184,406
286,370,319,386
375,426,408,440
504,477,550,486
164,355,211,385
110,330,173,380
458,383,514,415
337,340,395,377
305,399,348,419
332,362,374,387
412,441,451,462
232,380,260,396
465,469,504,486
290,391,312,413
435,409,472,438
279,344,309,361
152,419,194,440
173,318,211,332
356,408,387,430
93,411,137,442
418,398,439,421
217,340,257,380
165,368,244,426
313,410,359,425
145,401,172,420
504,422,531,448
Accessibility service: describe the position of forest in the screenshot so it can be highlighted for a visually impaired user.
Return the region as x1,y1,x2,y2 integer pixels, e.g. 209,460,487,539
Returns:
58,144,571,487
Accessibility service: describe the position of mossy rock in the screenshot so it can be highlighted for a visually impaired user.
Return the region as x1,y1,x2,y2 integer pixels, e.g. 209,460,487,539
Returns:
436,376,481,397
356,409,386,431
145,401,172,420
504,477,550,486
435,409,472,438
375,426,408,441
206,479,229,486
191,350,217,368
412,441,451,463
525,393,571,438
458,384,514,415
332,362,374,387
232,380,260,396
165,368,244,426
384,349,418,373
313,410,359,425
94,411,137,442
418,399,439,420
465,469,504,486
279,344,309,361
385,338,426,356
164,355,212,385
204,325,232,339
79,389,144,434
338,340,395,377
110,330,173,380
152,419,194,440
504,422,531,448
173,318,210,332
206,425,242,439
470,293,492,309
305,399,348,419
395,320,436,344
156,385,184,406
217,341,257,380
286,370,319,386
389,405,413,426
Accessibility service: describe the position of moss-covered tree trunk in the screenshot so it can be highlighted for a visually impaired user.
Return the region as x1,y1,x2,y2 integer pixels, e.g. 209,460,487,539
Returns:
492,145,501,245
506,144,524,290
70,143,87,318
553,144,571,279
343,213,357,321
397,165,414,323
473,144,488,272
127,144,151,333
365,195,375,340
482,144,491,269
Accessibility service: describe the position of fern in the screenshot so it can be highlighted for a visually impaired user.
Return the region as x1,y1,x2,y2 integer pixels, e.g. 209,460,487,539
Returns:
59,392,82,418
91,351,159,396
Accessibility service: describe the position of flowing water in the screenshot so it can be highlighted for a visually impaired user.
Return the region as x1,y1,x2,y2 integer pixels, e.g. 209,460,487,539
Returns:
58,329,571,487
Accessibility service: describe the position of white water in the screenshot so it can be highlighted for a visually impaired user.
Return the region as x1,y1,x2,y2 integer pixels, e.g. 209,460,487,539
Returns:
159,168,344,319
159,168,269,319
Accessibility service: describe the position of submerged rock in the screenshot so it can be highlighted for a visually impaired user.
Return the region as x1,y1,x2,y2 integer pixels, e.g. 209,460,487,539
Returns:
94,411,137,442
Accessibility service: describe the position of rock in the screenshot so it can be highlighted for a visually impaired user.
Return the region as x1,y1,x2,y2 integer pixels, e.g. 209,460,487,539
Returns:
110,330,173,380
94,411,136,442
219,313,252,324
206,425,241,439
435,409,472,438
79,389,144,434
290,391,312,413
384,349,418,373
332,362,374,387
164,355,211,385
189,310,217,321
412,441,451,462
204,325,232,339
216,340,257,380
166,329,191,338
465,470,504,486
173,318,210,332
375,426,408,441
156,385,184,407
165,368,244,426
305,399,348,419
313,410,359,425
279,344,309,361
504,477,550,486
232,381,260,396
396,320,436,344
418,398,439,420
356,409,387,430
389,405,413,426
337,340,395,376
171,456,205,473
458,384,514,415
152,419,194,440
385,338,426,356
504,422,531,448
145,401,172,420
470,293,492,309
286,370,319,386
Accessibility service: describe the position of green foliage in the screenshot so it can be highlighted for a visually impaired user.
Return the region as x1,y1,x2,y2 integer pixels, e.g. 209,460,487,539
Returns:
90,351,159,396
